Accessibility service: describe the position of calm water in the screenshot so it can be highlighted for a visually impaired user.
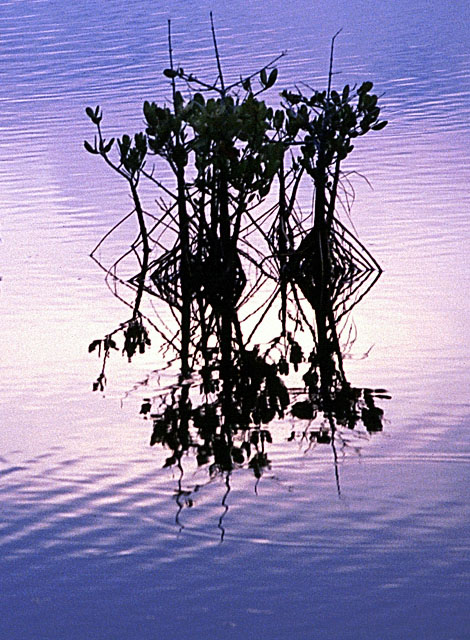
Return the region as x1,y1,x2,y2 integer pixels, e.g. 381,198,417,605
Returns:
1,1,470,638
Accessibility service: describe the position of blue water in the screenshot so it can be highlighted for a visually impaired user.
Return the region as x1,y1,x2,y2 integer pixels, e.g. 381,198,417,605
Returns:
1,1,469,638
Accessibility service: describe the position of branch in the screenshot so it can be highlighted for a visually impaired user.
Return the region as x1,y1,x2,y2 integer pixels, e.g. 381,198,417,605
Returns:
210,12,225,95
327,28,343,100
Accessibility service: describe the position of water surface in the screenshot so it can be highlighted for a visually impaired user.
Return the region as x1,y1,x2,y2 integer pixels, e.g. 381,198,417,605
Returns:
1,1,469,638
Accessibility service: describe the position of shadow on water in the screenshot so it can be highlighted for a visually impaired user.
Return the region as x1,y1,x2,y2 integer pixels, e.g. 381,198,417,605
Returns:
86,21,390,535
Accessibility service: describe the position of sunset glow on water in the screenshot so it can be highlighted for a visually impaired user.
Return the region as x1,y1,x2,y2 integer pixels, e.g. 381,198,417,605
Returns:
1,1,469,638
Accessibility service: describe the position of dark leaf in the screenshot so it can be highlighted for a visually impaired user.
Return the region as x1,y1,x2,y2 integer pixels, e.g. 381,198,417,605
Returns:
371,120,388,131
316,431,331,444
358,80,373,94
88,339,101,353
163,455,177,468
242,77,251,92
140,400,152,415
265,68,278,89
104,138,115,154
291,401,315,420
231,447,245,465
273,109,284,130
84,140,98,154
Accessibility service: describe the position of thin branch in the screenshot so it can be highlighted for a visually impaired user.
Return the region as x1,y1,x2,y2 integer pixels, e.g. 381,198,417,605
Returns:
327,28,343,100
225,51,287,93
168,20,177,104
210,12,225,95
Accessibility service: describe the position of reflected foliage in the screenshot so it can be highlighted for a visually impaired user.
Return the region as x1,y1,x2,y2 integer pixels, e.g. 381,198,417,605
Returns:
144,266,388,487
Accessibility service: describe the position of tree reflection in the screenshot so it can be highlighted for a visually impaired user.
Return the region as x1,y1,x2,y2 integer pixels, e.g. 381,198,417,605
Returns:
133,248,389,522
89,217,390,536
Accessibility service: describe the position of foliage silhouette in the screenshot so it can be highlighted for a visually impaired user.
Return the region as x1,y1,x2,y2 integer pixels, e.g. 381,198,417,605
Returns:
85,19,389,527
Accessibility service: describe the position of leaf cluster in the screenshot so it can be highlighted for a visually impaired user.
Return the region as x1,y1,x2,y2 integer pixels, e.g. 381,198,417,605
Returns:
281,81,387,175
149,346,286,477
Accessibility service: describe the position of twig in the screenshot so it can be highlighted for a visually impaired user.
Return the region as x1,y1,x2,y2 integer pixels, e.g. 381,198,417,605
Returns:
327,28,343,100
210,12,225,95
